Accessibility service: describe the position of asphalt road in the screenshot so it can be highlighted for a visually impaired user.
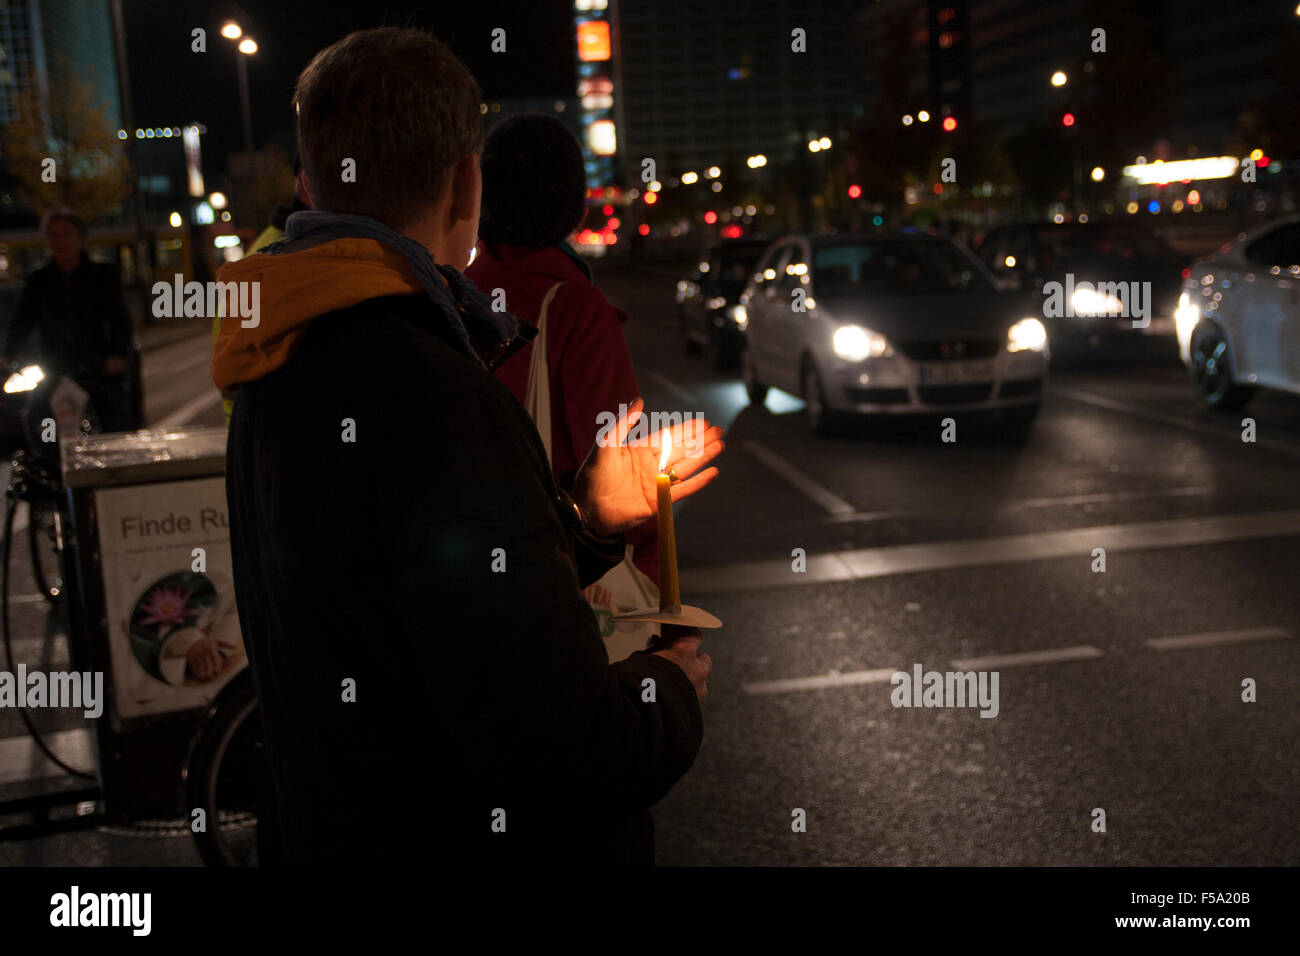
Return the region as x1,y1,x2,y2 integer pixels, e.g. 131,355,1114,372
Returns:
1,260,1297,866
596,261,1300,866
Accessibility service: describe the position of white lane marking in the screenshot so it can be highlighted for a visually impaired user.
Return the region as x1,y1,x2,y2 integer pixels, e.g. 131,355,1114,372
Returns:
818,485,1214,525
154,389,223,429
142,330,214,368
1053,386,1300,458
689,509,1300,593
951,646,1104,670
743,667,899,696
744,629,1293,697
6,594,48,604
150,346,213,376
646,371,698,404
743,440,856,516
0,727,94,784
1146,627,1290,651
10,500,28,535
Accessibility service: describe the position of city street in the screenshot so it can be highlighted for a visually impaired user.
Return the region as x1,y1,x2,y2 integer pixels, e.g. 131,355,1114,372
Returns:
614,262,1300,867
2,260,1297,866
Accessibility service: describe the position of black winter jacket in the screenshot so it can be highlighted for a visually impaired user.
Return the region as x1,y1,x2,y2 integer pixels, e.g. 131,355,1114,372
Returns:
225,292,702,866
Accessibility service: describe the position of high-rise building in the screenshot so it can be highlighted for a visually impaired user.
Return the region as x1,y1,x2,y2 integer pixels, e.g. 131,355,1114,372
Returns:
861,0,1281,156
608,0,871,182
0,0,121,129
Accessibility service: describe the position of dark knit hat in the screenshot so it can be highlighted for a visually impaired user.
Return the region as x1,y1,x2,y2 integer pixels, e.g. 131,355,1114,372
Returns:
478,113,588,248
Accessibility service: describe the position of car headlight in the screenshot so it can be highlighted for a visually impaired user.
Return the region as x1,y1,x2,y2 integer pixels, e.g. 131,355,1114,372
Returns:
1006,317,1047,353
3,364,44,394
832,324,892,361
731,304,748,329
1175,291,1199,342
1071,287,1124,317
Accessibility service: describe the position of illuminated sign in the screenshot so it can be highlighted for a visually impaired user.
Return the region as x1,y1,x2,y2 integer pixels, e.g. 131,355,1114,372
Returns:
1122,157,1238,185
183,125,205,197
588,119,617,156
577,20,611,61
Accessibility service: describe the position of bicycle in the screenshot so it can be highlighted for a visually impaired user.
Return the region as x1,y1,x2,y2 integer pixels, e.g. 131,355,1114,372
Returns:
183,666,265,867
1,364,267,867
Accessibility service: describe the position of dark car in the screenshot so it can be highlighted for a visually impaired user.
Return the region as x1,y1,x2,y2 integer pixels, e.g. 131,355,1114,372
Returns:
977,221,1185,357
675,238,771,368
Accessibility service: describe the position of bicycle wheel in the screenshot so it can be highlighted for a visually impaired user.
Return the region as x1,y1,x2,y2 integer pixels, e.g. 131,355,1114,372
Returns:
184,669,266,867
27,502,62,603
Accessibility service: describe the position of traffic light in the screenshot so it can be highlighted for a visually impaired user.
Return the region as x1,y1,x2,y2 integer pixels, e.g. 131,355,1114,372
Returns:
1062,112,1075,127
942,116,957,132
847,184,862,199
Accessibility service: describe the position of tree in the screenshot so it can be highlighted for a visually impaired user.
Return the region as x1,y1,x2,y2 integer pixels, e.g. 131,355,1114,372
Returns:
1,66,132,221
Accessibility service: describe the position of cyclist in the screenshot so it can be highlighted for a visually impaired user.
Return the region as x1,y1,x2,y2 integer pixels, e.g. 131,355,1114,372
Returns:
0,208,138,436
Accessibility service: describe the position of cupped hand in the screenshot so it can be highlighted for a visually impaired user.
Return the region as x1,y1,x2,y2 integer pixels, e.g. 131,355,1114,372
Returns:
571,397,724,536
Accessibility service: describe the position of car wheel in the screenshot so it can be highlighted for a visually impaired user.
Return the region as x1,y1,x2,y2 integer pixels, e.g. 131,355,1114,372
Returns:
741,345,768,405
802,359,842,436
1190,322,1255,410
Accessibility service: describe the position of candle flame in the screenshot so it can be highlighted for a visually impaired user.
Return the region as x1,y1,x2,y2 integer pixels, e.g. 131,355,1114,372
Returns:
659,432,672,473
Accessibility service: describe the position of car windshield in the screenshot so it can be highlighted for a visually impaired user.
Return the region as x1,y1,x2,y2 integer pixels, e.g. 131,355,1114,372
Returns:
1033,225,1177,263
812,239,994,295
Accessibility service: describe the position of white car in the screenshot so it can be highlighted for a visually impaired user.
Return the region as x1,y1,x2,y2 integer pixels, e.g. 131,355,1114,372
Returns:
739,230,1050,435
1176,216,1300,409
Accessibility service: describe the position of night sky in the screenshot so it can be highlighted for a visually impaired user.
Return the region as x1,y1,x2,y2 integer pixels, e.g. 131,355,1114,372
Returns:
122,0,575,169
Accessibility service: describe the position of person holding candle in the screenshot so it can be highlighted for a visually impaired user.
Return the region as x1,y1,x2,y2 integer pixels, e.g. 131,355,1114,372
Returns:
215,28,725,868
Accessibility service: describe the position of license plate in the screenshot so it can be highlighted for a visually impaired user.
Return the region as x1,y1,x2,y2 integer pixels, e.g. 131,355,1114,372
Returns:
916,360,993,385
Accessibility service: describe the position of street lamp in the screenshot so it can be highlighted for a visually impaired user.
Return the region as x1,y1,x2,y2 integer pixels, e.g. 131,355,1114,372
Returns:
222,22,257,152
1051,70,1068,87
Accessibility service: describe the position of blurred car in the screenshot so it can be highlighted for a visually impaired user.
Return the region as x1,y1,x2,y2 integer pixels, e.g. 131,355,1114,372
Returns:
675,238,770,368
739,229,1049,435
978,221,1185,355
1175,215,1300,409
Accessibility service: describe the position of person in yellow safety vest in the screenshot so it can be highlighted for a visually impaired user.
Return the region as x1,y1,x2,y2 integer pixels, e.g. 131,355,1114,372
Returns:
213,156,311,423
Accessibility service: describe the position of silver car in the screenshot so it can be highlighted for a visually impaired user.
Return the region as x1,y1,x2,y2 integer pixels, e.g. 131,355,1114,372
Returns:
739,231,1050,435
1176,216,1300,409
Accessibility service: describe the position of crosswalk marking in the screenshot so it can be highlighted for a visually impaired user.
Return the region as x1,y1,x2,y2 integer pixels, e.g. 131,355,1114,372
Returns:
743,440,856,516
1146,627,1290,651
689,509,1300,593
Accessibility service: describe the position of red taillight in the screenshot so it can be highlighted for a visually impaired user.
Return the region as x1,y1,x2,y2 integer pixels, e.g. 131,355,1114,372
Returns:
1181,268,1191,280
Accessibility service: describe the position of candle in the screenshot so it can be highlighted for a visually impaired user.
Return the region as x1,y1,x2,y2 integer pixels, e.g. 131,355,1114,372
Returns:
657,433,681,611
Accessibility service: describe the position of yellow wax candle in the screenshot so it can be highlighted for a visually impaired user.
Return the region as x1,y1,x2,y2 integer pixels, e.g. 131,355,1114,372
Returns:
657,436,681,611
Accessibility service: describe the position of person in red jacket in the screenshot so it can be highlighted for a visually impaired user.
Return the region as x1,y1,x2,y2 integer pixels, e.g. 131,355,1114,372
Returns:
467,114,659,583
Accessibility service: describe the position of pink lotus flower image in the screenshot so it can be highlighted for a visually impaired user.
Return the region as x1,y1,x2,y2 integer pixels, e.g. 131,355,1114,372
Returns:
138,586,194,627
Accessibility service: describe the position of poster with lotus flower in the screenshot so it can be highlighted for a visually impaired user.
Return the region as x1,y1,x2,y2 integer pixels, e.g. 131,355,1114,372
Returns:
93,477,247,718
